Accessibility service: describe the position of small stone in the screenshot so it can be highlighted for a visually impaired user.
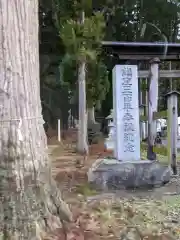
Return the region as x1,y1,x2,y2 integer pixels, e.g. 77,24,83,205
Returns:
87,158,171,190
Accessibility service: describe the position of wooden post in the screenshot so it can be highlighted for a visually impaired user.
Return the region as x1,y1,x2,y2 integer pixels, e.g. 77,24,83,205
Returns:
139,78,142,141
169,61,172,91
145,78,148,139
147,57,160,160
58,119,61,142
139,107,142,141
166,91,180,175
139,104,146,141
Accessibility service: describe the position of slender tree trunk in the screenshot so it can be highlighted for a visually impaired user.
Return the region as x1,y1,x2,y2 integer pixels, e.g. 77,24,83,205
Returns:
77,62,88,153
0,1,72,239
87,106,96,124
77,11,88,154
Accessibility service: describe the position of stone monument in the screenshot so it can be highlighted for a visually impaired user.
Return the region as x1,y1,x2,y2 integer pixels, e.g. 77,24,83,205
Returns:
88,65,171,190
113,65,140,161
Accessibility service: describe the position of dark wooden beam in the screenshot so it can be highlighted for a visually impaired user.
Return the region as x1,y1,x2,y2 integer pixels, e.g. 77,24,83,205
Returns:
102,41,180,61
139,70,180,78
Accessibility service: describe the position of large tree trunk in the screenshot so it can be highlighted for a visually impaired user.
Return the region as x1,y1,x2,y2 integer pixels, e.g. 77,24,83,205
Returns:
0,1,72,239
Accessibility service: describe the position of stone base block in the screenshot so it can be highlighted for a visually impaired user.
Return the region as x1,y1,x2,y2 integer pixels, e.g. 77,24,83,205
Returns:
87,158,171,190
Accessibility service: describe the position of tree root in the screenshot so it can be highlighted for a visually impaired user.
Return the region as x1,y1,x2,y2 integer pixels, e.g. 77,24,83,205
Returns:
0,168,73,240
35,172,73,239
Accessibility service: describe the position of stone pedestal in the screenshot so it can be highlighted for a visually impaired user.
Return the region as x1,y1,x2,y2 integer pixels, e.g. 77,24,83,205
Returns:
88,158,171,190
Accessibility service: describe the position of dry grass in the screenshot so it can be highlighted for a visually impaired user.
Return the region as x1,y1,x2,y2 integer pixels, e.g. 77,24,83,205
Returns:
46,134,180,240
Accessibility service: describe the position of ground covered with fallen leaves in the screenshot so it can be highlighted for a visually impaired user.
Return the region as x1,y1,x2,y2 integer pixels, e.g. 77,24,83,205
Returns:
46,131,180,240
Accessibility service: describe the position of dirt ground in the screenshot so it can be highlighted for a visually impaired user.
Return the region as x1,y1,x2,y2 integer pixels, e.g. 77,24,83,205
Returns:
45,130,180,240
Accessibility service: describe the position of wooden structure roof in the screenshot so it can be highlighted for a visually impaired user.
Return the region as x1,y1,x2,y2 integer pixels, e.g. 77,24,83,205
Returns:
102,41,180,61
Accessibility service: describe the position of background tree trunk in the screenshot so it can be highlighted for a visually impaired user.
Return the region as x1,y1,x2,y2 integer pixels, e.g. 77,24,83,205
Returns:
87,106,96,124
77,61,88,153
0,1,72,239
77,11,88,154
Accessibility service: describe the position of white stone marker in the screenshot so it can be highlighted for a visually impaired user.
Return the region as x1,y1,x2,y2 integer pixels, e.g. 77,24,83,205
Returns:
112,65,140,161
105,121,115,150
58,119,61,142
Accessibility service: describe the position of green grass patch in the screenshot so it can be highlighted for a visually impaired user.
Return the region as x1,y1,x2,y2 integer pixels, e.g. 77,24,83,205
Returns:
141,150,169,164
141,143,180,164
141,143,167,156
140,110,167,121
75,183,98,196
164,195,180,209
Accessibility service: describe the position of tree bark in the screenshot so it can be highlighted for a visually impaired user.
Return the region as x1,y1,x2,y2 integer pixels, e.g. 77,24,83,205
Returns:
147,58,160,160
0,1,72,239
87,107,96,124
77,11,88,154
77,61,88,153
